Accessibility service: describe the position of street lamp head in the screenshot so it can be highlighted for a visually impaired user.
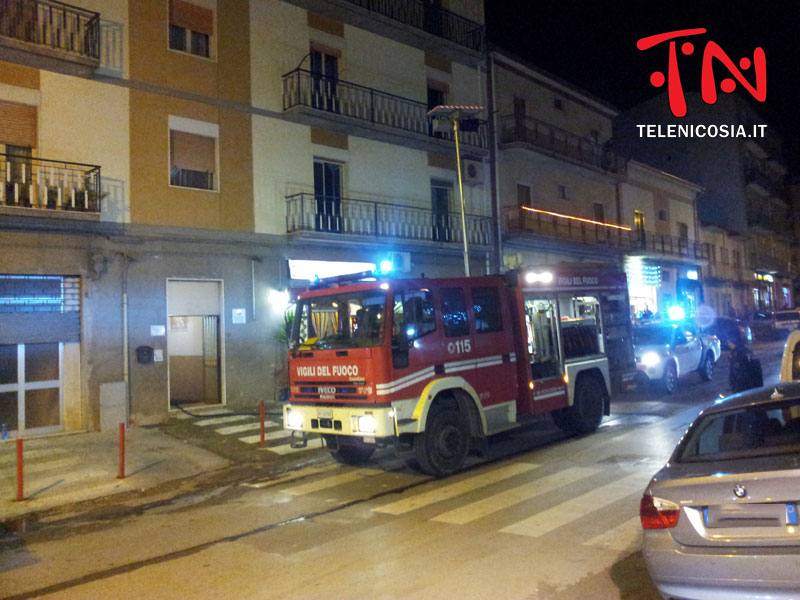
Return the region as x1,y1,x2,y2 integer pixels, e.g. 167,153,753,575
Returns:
427,105,486,119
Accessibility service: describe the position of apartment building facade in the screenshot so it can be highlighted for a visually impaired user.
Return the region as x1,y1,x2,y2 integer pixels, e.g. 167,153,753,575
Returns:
488,50,705,317
614,92,796,316
0,0,489,435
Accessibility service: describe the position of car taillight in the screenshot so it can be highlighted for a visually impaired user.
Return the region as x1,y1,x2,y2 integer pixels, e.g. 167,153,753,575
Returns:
640,494,680,529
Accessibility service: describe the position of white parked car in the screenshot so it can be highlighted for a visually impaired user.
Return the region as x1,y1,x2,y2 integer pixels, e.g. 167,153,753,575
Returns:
633,321,721,393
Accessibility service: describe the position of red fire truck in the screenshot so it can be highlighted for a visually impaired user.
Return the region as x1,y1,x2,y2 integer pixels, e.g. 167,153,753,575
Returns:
284,267,634,475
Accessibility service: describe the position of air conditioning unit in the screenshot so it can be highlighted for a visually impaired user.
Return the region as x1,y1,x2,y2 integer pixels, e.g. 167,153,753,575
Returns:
462,160,484,185
389,251,411,273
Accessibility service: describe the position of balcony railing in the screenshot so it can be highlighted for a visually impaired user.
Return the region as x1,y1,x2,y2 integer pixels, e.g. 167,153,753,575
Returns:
341,0,484,52
499,115,626,175
632,231,708,260
1,153,102,213
504,206,630,249
744,167,783,197
705,262,745,283
282,69,488,150
287,192,493,246
504,206,708,260
0,0,100,62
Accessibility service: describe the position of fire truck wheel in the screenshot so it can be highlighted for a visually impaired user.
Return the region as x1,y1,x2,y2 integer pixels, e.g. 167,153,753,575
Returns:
324,435,376,465
562,376,605,434
414,407,469,477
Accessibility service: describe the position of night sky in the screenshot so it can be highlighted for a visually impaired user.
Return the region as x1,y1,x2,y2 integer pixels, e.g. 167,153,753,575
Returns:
485,0,800,166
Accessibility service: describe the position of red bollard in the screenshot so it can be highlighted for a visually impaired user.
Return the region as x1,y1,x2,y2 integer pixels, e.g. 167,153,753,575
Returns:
260,400,265,448
117,422,125,479
16,438,23,501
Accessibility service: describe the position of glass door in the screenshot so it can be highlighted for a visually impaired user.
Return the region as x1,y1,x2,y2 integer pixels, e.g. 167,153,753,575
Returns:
0,343,63,436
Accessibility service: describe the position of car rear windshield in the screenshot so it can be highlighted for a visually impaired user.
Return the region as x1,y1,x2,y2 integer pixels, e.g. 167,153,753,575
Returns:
291,289,387,350
677,398,800,462
633,325,673,346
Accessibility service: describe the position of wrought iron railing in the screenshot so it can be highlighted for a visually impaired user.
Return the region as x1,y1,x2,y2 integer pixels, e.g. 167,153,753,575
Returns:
744,167,783,198
341,0,484,52
1,153,102,213
504,206,708,259
504,206,630,248
705,261,745,282
287,192,493,246
282,68,488,150
632,230,708,260
499,115,626,174
0,0,100,61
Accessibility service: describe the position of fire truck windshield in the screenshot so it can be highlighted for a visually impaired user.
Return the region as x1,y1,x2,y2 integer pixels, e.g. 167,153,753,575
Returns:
291,289,387,350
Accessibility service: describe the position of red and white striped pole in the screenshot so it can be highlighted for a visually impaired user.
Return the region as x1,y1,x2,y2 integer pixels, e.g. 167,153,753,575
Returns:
16,438,23,501
260,400,266,448
117,422,125,479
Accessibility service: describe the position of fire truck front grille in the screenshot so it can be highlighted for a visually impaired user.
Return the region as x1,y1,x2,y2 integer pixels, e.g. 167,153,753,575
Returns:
310,418,343,431
294,381,367,401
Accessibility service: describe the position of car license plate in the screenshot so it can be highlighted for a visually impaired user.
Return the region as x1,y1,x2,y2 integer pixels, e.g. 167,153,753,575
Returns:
317,408,333,419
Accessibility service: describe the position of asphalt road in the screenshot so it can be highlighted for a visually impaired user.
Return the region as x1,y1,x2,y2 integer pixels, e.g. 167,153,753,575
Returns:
0,340,787,600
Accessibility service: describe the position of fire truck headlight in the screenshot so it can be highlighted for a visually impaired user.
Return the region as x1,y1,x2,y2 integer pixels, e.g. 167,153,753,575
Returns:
286,410,304,429
641,351,662,367
357,414,377,434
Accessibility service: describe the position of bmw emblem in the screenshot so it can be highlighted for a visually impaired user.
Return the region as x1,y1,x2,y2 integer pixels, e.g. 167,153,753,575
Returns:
733,484,747,498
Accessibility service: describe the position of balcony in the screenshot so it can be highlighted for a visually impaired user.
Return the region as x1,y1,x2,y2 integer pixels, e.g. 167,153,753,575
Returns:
503,206,631,252
750,252,787,274
631,231,708,261
746,203,791,235
704,261,745,284
499,115,626,176
504,206,708,262
286,192,493,247
283,69,488,156
744,167,783,198
0,153,102,218
282,0,484,65
0,0,100,76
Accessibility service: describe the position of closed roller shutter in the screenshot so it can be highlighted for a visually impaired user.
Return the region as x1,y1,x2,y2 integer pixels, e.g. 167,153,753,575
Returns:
0,101,37,148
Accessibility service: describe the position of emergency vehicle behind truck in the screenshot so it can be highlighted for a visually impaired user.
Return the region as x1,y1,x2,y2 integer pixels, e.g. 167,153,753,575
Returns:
284,268,635,476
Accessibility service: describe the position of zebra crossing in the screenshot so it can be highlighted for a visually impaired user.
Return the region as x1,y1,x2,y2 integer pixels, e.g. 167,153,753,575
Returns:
268,456,656,553
176,406,324,455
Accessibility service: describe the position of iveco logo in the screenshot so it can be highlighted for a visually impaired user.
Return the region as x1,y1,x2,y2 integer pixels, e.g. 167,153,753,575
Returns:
318,387,336,395
733,484,747,498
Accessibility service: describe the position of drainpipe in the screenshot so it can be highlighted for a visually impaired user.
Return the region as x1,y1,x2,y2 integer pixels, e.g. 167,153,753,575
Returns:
486,51,501,273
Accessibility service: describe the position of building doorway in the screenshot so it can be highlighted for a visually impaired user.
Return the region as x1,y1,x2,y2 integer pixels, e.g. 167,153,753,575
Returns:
167,280,223,407
0,343,63,435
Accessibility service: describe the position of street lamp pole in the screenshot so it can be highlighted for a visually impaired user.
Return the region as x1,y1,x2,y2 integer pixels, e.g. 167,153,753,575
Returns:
427,105,485,278
452,118,470,277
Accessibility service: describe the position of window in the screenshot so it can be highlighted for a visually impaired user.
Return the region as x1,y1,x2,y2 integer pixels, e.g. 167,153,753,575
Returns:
169,117,218,191
554,97,564,111
310,48,339,113
168,0,213,58
392,290,436,344
441,288,469,337
0,275,79,313
658,209,668,221
431,179,452,241
557,184,570,200
593,202,605,222
472,287,502,334
677,222,689,239
427,81,448,138
517,183,531,208
314,160,343,233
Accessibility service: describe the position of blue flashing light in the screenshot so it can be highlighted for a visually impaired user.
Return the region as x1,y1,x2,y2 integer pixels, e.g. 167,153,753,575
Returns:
667,305,686,321
378,259,394,274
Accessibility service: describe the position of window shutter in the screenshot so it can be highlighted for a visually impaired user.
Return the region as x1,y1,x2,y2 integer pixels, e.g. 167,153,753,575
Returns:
170,130,215,172
169,0,213,35
0,101,38,148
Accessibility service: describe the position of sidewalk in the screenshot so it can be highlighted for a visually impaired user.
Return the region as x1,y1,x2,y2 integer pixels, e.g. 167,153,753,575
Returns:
0,404,327,523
